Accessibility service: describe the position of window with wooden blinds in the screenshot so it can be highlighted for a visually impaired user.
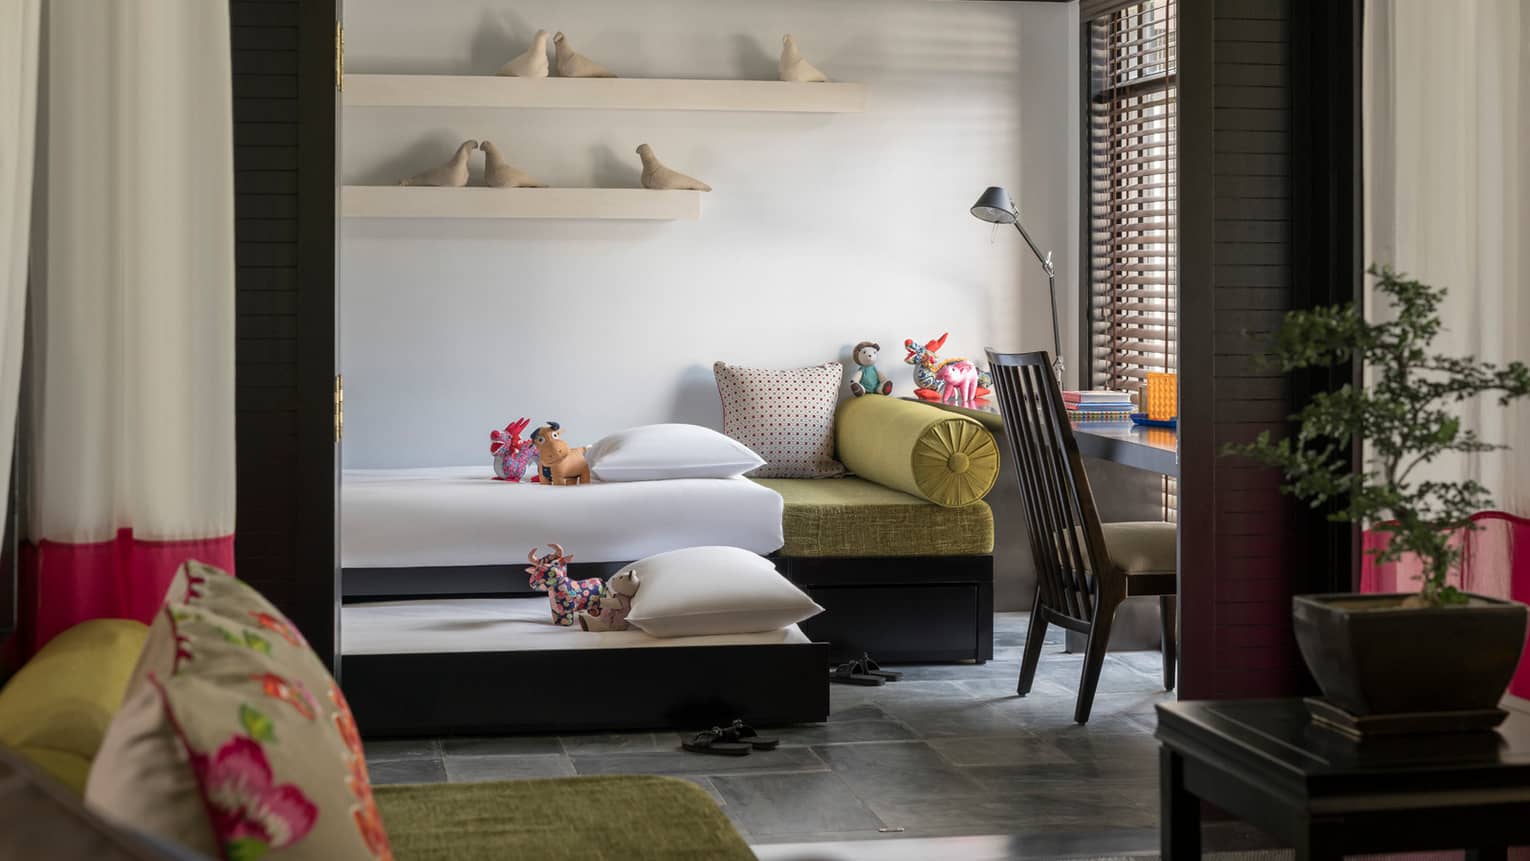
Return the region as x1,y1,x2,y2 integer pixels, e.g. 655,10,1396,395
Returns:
1087,0,1177,398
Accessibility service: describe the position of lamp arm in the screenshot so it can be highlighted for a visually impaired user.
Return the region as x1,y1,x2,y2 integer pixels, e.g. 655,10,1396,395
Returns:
1012,221,1065,385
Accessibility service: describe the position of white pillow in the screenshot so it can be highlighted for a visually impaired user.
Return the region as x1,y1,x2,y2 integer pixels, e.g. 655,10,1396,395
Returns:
588,423,765,482
623,546,823,638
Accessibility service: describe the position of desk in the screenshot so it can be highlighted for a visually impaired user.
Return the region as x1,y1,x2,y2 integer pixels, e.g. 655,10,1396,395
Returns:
1157,699,1530,860
912,400,1179,478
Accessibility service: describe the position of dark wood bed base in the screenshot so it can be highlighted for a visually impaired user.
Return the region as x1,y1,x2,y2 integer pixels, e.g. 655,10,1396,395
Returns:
343,553,994,665
343,640,830,738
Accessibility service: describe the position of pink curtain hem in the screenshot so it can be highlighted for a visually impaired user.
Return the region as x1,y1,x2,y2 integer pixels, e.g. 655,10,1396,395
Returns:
19,528,235,655
1360,511,1530,698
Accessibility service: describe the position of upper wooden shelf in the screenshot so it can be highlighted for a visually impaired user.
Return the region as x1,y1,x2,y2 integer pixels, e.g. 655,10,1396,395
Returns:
343,75,867,113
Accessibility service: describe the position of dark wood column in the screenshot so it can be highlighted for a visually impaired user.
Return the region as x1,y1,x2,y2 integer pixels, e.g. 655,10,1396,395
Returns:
1178,0,1362,700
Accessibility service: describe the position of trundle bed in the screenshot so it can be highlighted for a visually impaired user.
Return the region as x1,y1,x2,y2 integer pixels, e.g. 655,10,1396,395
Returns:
338,467,827,736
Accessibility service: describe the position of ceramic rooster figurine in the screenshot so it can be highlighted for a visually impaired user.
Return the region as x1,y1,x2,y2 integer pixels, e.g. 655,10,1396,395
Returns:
490,417,540,482
905,333,992,405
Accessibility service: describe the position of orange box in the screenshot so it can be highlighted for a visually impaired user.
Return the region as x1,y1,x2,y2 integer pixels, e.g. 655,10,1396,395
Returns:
1146,372,1177,421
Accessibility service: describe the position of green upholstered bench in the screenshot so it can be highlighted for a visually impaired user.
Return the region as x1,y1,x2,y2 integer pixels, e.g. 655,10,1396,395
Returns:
755,396,999,664
376,775,753,861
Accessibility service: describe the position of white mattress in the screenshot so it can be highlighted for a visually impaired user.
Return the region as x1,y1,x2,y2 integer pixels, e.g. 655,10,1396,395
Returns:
341,466,784,567
341,597,811,655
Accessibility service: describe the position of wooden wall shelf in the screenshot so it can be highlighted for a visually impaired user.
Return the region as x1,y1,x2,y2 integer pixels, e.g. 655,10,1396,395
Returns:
341,186,702,221
343,75,866,113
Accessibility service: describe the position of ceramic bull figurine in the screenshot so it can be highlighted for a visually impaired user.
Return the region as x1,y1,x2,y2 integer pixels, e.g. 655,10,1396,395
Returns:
530,421,591,486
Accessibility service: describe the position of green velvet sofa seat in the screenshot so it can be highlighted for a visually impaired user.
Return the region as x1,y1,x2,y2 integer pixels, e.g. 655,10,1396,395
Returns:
753,477,994,558
753,396,1000,664
375,775,753,861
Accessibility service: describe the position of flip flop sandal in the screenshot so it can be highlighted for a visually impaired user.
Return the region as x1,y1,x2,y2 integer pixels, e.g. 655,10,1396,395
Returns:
723,719,779,751
682,728,751,756
830,660,885,686
859,652,903,682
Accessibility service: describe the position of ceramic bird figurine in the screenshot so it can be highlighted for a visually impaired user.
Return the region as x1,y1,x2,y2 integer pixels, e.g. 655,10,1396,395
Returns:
399,140,478,187
779,34,828,83
553,31,615,78
497,29,550,77
636,144,711,192
480,140,547,188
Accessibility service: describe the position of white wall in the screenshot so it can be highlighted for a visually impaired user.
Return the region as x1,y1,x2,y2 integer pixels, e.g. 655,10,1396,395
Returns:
341,0,1078,468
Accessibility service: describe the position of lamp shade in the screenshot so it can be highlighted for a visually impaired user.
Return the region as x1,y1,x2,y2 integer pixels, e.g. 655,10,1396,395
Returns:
970,186,1017,224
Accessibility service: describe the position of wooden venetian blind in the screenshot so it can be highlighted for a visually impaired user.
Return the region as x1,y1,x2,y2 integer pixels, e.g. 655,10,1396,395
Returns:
1087,0,1177,398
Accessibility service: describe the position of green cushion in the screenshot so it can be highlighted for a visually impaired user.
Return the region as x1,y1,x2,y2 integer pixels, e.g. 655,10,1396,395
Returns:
374,775,753,861
754,477,994,557
834,396,999,507
0,619,148,796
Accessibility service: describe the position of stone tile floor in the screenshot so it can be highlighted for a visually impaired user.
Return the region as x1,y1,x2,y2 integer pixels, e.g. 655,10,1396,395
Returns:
364,612,1268,854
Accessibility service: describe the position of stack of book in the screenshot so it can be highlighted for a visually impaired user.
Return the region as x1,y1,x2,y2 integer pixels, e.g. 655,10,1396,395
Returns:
1062,390,1135,422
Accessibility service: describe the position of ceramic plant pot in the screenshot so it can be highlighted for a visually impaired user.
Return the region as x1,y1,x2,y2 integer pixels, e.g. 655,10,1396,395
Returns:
1293,593,1528,723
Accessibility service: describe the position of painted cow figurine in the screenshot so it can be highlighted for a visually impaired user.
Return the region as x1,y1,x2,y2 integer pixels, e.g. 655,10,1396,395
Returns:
904,333,993,405
526,543,604,626
530,422,591,486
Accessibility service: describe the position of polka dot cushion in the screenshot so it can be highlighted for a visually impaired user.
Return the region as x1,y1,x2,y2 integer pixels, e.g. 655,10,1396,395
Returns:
714,361,847,479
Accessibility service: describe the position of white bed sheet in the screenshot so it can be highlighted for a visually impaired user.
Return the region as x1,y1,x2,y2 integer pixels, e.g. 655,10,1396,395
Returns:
341,466,784,567
341,597,811,655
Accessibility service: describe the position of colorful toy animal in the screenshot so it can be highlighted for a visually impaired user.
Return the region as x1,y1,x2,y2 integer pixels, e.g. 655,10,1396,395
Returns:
489,417,541,482
578,569,640,632
848,340,893,397
530,422,591,486
526,544,605,626
904,333,992,405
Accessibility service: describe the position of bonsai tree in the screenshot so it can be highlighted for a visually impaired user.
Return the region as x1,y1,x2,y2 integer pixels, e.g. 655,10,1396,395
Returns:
1227,265,1530,606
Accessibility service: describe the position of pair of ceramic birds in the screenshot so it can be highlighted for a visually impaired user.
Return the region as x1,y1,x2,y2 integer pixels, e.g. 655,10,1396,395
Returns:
497,31,829,83
498,30,613,78
399,140,545,188
399,140,711,192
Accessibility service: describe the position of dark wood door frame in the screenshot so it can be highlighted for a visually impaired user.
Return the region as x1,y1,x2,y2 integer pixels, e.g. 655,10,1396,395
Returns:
294,0,341,673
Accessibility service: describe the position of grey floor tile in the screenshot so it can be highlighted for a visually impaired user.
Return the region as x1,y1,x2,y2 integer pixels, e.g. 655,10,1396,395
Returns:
927,734,1075,768
891,660,1024,682
557,732,664,755
713,771,885,838
443,753,575,782
440,734,563,757
571,746,826,777
363,737,439,761
770,719,920,747
672,775,727,806
811,741,987,804
827,704,893,722
367,756,446,785
866,781,1158,837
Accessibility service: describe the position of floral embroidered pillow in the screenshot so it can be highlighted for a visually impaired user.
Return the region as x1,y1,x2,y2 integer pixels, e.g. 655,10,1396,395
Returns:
86,562,392,861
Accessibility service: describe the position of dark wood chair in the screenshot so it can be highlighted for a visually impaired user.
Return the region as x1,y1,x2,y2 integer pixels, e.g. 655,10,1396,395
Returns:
985,349,1177,723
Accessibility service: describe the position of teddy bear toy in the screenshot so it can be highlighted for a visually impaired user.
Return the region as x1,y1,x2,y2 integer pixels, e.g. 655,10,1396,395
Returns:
526,543,605,626
530,421,591,486
578,569,640,632
848,340,893,397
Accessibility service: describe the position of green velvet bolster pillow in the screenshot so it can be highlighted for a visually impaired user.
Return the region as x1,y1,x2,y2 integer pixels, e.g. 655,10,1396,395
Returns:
834,396,1000,507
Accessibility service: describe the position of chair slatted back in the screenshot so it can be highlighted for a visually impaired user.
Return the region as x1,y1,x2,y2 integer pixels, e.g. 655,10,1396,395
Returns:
985,349,1113,625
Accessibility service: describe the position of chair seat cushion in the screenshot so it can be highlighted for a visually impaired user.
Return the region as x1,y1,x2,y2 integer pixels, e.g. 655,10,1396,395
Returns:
753,477,993,557
374,775,753,861
1101,521,1177,575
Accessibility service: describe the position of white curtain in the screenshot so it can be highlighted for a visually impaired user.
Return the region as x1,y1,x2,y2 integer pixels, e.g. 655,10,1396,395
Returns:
1364,0,1530,516
24,0,236,650
0,1,41,529
29,0,236,543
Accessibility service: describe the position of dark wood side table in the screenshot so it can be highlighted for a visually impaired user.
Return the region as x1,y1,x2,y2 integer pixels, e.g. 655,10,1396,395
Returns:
1157,699,1530,860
